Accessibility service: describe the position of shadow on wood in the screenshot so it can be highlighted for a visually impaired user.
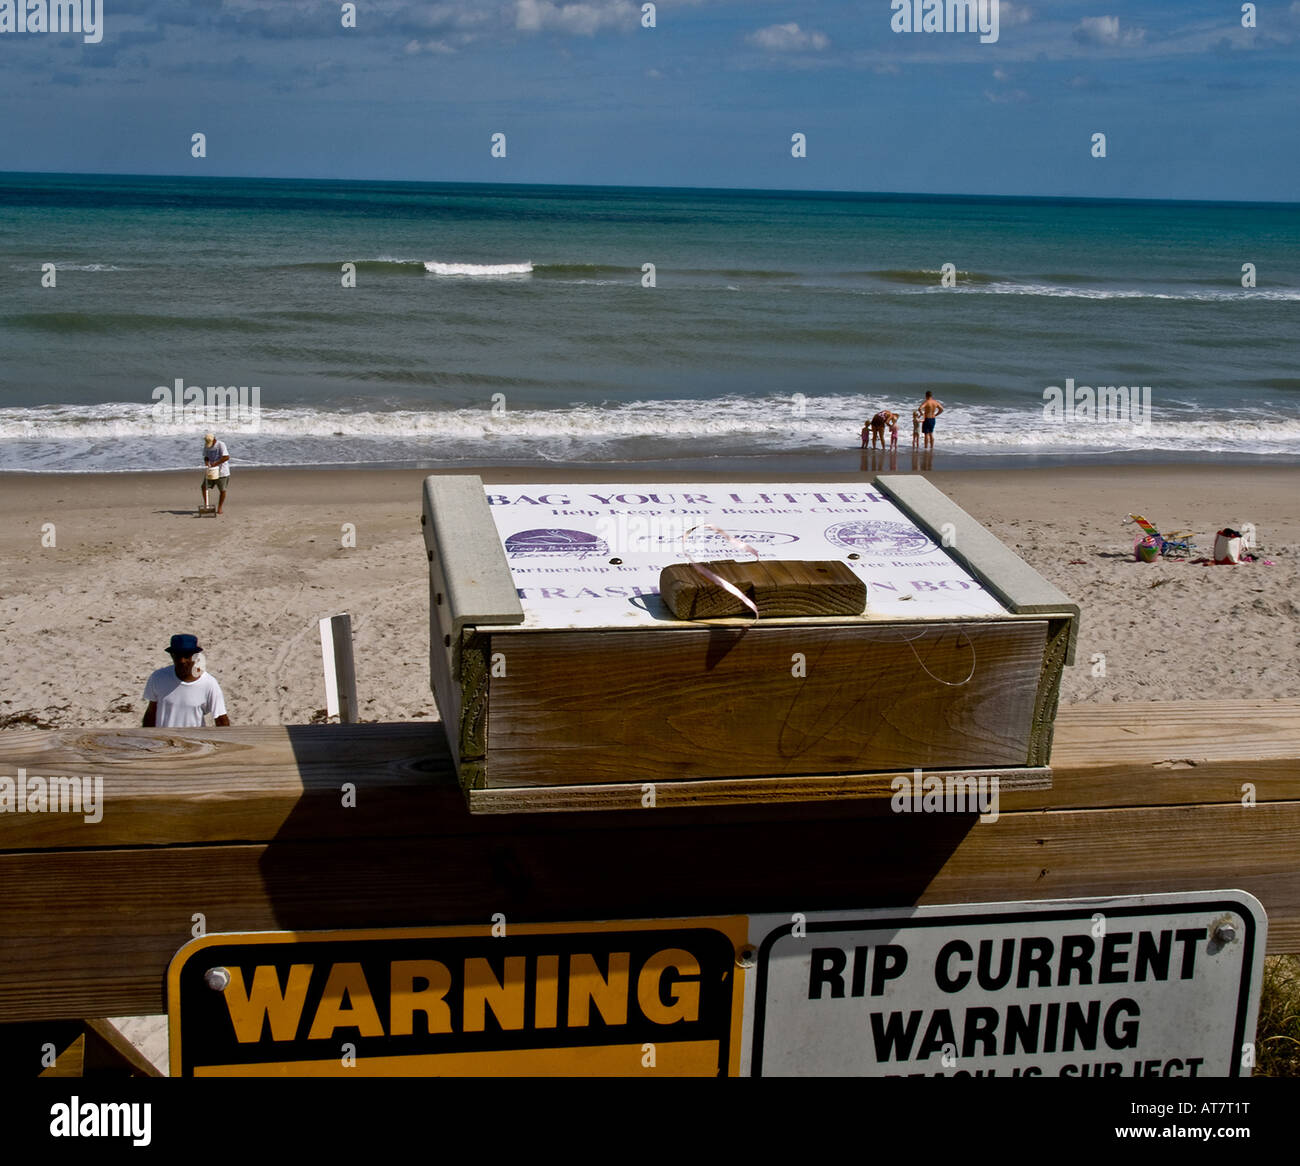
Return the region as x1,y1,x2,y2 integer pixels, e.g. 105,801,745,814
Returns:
0,698,1297,1023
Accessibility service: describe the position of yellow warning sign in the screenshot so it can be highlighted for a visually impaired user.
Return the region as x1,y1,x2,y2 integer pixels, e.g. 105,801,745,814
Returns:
168,918,747,1077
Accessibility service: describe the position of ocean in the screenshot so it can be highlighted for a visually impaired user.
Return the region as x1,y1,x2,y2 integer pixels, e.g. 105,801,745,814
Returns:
1,172,1297,473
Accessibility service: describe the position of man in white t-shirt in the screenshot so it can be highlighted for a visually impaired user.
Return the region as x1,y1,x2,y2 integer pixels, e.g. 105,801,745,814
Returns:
202,433,231,515
142,634,231,728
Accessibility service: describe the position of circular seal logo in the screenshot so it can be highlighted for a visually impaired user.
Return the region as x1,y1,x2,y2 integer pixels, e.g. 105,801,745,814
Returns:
824,519,933,556
505,528,610,557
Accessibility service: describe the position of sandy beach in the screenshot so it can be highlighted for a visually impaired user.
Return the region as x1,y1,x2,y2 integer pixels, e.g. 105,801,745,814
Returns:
1,464,1297,731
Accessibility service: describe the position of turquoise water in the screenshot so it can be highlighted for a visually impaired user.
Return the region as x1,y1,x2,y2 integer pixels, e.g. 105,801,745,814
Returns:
1,173,1297,471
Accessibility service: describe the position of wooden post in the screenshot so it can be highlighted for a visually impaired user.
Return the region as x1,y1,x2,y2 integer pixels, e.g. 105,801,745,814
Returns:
318,614,358,724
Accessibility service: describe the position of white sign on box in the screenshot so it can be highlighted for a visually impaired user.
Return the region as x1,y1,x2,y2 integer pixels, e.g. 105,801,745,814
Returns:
485,483,1006,628
743,893,1265,1077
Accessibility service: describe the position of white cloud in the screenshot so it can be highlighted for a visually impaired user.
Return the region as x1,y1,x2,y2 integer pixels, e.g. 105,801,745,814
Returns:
422,4,495,31
999,1,1032,27
745,22,830,52
515,0,634,36
405,38,456,54
1074,15,1146,47
993,67,1009,81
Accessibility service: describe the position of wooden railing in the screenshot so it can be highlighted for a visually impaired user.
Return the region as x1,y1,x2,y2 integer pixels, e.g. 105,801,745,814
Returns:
1,698,1297,1023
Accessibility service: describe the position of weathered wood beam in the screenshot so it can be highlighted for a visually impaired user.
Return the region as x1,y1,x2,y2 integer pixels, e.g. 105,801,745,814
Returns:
1,700,1297,848
0,801,1295,1022
0,701,1297,1022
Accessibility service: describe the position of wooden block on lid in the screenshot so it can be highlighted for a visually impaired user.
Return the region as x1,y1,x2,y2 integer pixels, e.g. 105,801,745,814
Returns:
659,559,867,619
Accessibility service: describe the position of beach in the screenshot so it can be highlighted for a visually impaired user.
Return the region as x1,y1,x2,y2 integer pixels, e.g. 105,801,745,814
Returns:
2,463,1297,735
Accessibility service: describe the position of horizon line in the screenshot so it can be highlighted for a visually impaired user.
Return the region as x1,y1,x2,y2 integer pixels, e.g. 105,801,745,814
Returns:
2,169,1296,209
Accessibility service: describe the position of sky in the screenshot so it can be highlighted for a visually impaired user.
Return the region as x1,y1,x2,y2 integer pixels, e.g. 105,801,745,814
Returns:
1,0,1298,201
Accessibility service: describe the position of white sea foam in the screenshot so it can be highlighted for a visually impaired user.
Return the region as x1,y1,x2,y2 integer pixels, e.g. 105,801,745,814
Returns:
423,260,533,276
939,283,1300,302
8,263,127,272
2,397,1298,472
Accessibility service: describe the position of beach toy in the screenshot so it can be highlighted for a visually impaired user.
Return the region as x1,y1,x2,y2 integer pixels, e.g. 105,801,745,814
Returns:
1127,514,1196,559
1135,534,1160,563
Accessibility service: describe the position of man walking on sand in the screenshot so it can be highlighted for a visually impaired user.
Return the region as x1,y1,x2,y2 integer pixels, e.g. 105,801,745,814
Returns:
919,391,944,449
202,432,230,515
142,634,230,727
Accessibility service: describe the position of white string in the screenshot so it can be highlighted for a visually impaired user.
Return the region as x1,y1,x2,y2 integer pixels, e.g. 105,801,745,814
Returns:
681,524,762,619
880,626,978,687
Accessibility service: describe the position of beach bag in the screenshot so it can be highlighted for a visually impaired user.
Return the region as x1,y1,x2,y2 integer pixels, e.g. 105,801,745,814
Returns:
1214,529,1243,565
1134,534,1160,563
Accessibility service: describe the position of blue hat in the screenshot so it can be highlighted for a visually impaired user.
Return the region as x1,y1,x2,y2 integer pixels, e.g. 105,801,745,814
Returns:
167,634,202,656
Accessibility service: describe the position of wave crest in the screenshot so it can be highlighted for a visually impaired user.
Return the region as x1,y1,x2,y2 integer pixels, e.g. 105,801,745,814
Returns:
423,260,533,276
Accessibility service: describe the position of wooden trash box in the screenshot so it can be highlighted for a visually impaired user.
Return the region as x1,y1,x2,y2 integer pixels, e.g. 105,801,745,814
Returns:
422,476,1078,813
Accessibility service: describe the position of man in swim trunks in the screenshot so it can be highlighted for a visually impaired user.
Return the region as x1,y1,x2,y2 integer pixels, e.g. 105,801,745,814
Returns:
919,391,944,449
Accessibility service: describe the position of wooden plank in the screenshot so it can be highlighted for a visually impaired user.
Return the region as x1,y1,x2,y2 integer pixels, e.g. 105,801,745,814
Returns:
1026,617,1071,767
0,799,1296,1022
421,475,525,630
0,1019,161,1076
1011,698,1300,810
1058,699,1300,767
3,700,1300,848
469,767,1051,814
875,474,1080,663
487,621,1048,785
319,613,358,724
423,474,525,784
0,723,468,849
658,560,866,619
84,1019,164,1077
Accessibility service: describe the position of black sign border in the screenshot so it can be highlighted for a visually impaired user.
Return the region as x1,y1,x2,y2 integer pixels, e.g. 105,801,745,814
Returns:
170,918,746,1077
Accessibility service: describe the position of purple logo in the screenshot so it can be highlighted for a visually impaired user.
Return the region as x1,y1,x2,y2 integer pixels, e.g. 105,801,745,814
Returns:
824,519,933,557
505,528,610,558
